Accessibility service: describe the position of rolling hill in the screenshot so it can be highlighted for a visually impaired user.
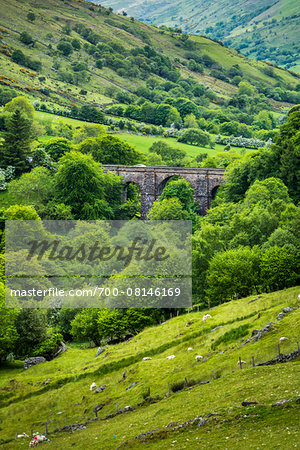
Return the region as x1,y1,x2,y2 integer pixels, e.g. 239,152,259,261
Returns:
0,286,299,448
97,0,300,71
0,0,298,118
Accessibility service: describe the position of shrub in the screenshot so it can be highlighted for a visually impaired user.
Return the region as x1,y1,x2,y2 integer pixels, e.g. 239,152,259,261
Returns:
32,333,64,359
211,324,250,350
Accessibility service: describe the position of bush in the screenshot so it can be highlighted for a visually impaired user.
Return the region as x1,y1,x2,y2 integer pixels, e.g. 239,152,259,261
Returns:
32,333,64,359
211,324,250,350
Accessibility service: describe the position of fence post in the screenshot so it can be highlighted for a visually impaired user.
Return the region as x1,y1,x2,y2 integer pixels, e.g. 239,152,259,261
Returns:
297,341,299,353
252,356,255,367
185,377,188,386
212,370,215,380
116,401,118,413
65,415,67,426
239,357,242,369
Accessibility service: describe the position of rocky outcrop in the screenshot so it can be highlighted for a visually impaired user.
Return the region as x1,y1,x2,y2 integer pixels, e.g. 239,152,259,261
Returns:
24,357,46,370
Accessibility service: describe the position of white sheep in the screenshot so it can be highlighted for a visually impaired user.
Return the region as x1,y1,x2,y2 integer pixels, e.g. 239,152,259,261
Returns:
90,382,97,391
195,355,203,361
279,337,289,343
142,357,152,361
35,435,46,443
237,360,246,366
202,314,212,323
298,294,300,301
16,432,29,438
187,347,193,351
166,355,175,360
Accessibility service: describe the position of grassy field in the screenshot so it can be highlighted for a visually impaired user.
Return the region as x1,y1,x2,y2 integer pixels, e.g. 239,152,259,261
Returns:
0,286,299,448
114,132,241,158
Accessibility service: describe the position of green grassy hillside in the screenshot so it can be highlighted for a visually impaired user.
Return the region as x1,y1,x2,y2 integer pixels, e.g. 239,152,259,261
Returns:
97,0,300,70
0,0,298,115
0,286,299,448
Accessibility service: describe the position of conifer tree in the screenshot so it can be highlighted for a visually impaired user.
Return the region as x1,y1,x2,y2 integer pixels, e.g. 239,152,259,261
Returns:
0,109,32,175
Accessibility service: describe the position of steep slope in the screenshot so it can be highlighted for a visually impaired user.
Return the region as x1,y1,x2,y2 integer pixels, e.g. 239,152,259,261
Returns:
97,0,300,70
0,0,298,115
0,287,299,448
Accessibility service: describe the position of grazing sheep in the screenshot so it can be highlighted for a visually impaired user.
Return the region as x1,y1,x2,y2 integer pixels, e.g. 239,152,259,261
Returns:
298,294,300,302
166,355,175,360
142,357,152,361
279,337,289,343
237,360,246,366
90,382,97,391
187,347,193,351
16,432,29,438
202,314,212,323
195,355,203,361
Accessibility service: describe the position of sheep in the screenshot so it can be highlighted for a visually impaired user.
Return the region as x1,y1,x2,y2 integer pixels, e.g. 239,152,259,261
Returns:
90,382,97,391
187,347,193,351
195,355,203,361
202,314,212,323
16,432,29,438
279,337,289,343
237,360,246,366
29,440,38,448
166,355,175,360
142,357,152,361
34,435,47,443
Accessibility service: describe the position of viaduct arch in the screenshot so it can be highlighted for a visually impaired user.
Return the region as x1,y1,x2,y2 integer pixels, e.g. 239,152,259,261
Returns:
103,165,226,219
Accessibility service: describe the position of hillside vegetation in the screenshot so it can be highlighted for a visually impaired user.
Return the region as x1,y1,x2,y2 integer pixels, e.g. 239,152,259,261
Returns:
0,0,299,114
98,0,300,71
0,287,299,449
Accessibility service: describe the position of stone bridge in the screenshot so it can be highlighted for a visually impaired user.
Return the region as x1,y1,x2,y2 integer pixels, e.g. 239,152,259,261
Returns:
103,165,226,219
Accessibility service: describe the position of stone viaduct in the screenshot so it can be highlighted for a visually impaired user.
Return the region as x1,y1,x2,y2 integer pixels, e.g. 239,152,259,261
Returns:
103,165,226,219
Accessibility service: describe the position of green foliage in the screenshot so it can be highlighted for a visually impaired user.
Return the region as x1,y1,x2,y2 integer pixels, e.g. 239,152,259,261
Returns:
26,11,35,22
4,96,35,119
148,198,186,220
54,150,122,219
149,141,186,166
57,40,73,56
44,137,72,161
8,167,55,212
178,128,212,147
20,31,34,46
0,282,19,362
0,110,32,175
15,309,47,358
32,333,63,359
260,246,300,292
206,246,261,304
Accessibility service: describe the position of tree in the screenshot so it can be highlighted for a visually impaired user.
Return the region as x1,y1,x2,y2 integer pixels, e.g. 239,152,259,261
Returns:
71,38,81,50
206,246,261,304
20,31,34,46
11,49,26,66
0,282,19,363
91,135,142,165
149,141,186,166
178,128,211,147
57,41,73,56
160,178,194,212
8,167,55,211
71,309,101,345
15,309,47,358
54,151,122,219
238,81,255,97
275,109,300,202
244,178,290,207
148,198,186,220
4,96,35,119
0,110,32,175
183,113,198,129
44,137,72,161
73,124,105,144
260,246,300,291
27,11,35,21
